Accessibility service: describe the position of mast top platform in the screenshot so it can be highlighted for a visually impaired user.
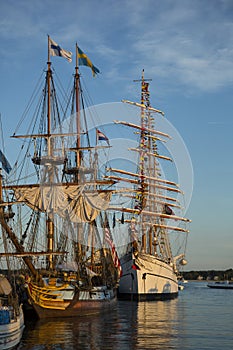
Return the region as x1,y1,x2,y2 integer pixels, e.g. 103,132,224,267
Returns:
133,69,152,83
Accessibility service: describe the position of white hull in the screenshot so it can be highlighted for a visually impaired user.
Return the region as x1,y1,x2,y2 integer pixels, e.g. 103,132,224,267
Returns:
0,305,24,350
118,253,178,300
207,281,233,289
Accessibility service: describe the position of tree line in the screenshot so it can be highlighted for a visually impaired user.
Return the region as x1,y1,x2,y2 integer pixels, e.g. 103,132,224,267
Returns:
182,268,233,281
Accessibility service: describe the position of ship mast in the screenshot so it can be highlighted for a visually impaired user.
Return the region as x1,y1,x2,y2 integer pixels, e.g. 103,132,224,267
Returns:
74,44,84,268
107,73,190,257
75,44,81,171
133,70,152,252
46,35,55,270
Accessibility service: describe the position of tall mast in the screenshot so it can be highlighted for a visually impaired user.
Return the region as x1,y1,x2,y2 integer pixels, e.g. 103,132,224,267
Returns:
75,44,81,169
46,35,54,270
75,44,83,265
47,36,51,139
134,70,152,252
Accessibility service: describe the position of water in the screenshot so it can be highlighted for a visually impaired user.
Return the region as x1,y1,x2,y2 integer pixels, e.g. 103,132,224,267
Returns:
17,282,233,350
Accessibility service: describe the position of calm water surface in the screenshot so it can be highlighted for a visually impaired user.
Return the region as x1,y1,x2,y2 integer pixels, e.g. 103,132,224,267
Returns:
17,282,233,349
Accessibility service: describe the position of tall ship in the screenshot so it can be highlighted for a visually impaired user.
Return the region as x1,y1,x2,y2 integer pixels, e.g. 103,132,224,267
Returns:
106,70,191,300
0,37,120,318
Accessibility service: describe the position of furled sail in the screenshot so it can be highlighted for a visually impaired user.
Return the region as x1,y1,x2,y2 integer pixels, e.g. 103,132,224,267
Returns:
14,185,112,223
0,276,12,295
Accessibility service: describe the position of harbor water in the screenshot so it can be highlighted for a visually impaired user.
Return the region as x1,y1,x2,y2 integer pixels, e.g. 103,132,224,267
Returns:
18,281,233,350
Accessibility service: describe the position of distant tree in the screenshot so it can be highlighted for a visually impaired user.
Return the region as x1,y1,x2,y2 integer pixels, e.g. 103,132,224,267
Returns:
182,268,233,281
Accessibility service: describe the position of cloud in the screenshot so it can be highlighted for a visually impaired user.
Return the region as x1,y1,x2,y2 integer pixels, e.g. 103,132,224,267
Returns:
126,0,233,92
1,0,233,93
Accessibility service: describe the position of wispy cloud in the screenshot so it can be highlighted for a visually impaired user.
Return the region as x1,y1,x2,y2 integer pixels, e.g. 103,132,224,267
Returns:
1,0,233,93
125,0,233,92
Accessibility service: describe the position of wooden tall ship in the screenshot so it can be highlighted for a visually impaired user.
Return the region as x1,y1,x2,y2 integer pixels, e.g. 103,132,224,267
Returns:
106,70,191,300
0,37,120,318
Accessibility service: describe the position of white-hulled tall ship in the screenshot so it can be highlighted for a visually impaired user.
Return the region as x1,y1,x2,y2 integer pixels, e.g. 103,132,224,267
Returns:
0,37,120,318
106,70,191,300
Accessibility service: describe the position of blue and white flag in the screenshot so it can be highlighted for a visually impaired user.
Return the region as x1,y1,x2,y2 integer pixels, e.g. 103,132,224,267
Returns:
0,150,12,174
49,37,72,62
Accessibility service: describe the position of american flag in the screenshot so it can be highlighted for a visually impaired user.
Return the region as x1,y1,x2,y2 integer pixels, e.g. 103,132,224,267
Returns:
105,227,122,277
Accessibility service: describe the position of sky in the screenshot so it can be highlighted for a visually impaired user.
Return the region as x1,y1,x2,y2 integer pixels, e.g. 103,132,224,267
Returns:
0,0,233,271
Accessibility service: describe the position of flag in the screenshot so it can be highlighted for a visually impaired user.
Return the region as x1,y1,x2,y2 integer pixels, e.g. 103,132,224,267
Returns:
121,212,124,224
142,82,149,92
105,227,114,248
49,37,72,62
132,263,140,270
97,129,110,145
78,47,100,76
164,204,174,215
112,213,116,228
0,150,12,174
105,227,122,278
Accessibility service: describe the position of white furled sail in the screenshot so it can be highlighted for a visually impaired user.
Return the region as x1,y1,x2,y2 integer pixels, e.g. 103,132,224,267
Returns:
14,185,112,222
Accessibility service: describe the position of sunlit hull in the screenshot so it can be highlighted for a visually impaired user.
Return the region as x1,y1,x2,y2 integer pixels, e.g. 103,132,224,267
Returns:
118,253,178,300
26,282,117,319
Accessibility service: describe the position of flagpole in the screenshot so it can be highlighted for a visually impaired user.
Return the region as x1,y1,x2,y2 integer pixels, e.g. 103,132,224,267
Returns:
75,43,81,170
47,34,50,63
47,35,51,137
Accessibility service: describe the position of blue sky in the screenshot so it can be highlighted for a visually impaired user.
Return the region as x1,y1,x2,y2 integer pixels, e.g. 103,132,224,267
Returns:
0,0,233,270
